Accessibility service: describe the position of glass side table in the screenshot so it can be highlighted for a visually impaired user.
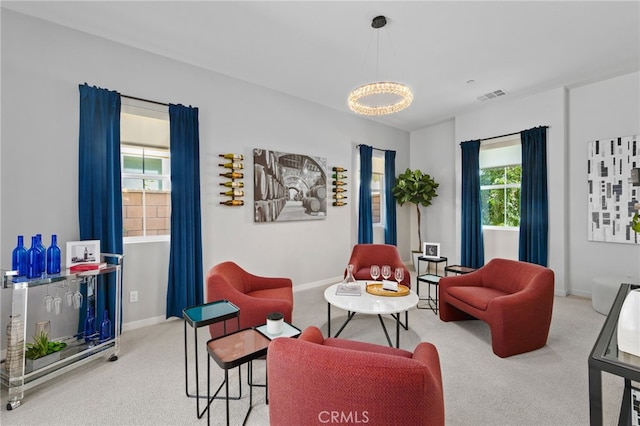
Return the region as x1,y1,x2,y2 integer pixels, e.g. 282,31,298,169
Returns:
589,283,640,425
207,328,271,426
416,256,447,313
183,299,240,419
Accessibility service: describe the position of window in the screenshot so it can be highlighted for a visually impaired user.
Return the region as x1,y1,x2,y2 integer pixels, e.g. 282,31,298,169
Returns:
479,136,521,228
480,165,521,227
371,155,385,225
120,99,170,239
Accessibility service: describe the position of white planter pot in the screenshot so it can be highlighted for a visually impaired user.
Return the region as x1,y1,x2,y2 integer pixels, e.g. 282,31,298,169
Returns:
617,288,640,357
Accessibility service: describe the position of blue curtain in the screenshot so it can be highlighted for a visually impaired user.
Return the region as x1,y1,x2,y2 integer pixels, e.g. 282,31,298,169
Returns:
78,84,123,336
519,126,549,266
358,145,373,244
460,140,484,268
384,150,397,245
166,104,204,318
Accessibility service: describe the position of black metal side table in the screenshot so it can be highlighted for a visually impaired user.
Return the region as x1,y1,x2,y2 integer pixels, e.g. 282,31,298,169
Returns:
183,299,240,418
589,283,640,425
416,256,447,313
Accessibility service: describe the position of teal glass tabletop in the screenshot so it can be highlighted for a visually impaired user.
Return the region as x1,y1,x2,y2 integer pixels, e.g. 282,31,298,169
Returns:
183,300,240,327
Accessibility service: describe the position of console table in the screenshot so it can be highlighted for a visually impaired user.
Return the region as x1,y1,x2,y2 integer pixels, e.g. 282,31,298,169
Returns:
589,283,640,425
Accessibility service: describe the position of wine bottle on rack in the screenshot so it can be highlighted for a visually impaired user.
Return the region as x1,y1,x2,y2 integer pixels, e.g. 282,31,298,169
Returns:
219,153,244,161
333,201,348,207
219,172,244,179
332,173,346,179
332,187,347,193
220,181,244,188
332,167,347,172
333,194,348,199
220,200,244,206
220,189,244,197
332,181,346,186
219,162,244,169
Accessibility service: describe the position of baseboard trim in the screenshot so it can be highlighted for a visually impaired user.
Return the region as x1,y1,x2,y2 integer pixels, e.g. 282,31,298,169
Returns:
293,276,342,292
122,315,169,332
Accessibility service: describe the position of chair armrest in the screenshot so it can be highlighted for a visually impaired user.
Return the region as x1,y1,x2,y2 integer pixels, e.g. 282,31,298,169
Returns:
298,325,325,344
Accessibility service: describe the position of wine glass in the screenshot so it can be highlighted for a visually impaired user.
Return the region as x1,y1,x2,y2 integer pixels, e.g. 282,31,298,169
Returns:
53,287,62,315
381,265,391,281
65,282,74,307
72,279,83,310
394,267,405,287
44,285,53,313
370,265,380,282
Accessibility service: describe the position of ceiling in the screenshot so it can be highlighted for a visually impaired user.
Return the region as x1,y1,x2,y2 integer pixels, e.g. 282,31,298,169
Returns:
3,1,639,132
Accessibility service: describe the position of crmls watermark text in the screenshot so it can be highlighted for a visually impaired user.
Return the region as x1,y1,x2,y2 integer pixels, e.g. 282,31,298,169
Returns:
318,411,370,424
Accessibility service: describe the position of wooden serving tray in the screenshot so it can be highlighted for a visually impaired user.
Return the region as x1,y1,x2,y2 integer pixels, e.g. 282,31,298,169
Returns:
365,283,410,297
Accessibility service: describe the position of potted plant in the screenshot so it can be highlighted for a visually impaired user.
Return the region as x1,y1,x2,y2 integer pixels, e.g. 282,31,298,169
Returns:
391,168,439,271
25,331,66,372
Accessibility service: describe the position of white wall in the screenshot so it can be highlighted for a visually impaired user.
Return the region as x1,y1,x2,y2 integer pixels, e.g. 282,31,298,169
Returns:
568,72,640,296
410,88,569,294
411,73,640,297
0,11,411,337
409,120,456,257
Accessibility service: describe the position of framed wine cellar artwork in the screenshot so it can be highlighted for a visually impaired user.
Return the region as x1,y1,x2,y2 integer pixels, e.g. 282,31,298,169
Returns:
253,148,327,222
587,134,639,244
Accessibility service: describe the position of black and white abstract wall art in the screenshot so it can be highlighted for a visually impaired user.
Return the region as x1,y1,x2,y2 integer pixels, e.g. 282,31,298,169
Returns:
587,134,639,244
253,148,327,222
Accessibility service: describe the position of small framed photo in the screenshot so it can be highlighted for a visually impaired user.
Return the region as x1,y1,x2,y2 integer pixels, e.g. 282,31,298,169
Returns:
66,240,100,268
423,242,440,259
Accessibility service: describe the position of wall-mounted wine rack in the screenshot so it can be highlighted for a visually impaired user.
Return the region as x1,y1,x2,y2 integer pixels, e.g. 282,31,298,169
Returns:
331,166,347,207
219,154,244,206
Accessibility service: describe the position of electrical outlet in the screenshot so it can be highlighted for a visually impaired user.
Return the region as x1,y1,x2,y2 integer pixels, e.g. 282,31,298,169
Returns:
129,291,138,303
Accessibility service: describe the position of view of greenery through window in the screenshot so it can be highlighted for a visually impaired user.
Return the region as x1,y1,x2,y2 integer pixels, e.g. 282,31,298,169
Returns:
480,165,521,227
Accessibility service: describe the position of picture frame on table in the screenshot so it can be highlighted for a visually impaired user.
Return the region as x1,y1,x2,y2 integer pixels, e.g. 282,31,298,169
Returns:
66,240,100,268
422,242,440,259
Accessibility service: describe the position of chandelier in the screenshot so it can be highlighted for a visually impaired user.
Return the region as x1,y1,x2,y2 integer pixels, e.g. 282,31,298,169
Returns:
348,16,413,116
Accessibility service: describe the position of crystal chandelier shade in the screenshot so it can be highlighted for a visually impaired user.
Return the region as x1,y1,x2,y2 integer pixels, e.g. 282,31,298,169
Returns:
348,16,413,116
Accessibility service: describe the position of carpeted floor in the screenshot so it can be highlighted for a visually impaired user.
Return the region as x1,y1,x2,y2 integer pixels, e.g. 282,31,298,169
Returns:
0,281,625,425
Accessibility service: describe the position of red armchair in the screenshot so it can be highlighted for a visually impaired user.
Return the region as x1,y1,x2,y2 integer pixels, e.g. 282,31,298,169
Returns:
439,258,554,358
346,244,411,287
268,326,444,426
205,261,293,338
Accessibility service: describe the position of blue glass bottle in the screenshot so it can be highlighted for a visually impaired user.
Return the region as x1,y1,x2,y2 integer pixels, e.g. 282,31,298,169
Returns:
36,234,46,275
84,305,95,342
46,234,61,274
27,236,43,279
11,236,28,277
100,310,111,342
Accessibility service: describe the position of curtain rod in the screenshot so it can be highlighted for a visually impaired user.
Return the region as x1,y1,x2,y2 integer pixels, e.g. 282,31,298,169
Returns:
355,144,394,153
122,94,169,107
481,126,548,142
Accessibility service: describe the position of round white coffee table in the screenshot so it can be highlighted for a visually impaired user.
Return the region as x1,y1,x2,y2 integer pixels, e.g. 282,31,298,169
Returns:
324,281,418,348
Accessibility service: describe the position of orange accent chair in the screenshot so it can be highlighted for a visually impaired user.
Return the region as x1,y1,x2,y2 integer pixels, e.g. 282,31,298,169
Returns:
267,326,444,426
439,258,554,358
346,244,411,287
205,261,293,338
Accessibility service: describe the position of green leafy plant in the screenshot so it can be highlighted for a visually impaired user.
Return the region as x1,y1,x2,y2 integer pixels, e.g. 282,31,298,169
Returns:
391,168,439,251
25,331,66,360
632,212,640,233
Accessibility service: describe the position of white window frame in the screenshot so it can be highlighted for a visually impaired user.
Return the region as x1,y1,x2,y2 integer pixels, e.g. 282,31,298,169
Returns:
121,98,171,243
479,136,521,231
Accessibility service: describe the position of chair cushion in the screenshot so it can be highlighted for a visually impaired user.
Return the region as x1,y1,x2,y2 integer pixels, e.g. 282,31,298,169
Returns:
447,286,508,311
247,286,292,301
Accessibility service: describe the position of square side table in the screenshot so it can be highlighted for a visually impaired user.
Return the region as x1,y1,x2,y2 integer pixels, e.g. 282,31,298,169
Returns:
183,299,240,419
207,328,271,426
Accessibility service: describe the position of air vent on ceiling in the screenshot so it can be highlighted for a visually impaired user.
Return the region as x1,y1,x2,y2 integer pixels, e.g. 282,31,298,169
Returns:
477,89,507,102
